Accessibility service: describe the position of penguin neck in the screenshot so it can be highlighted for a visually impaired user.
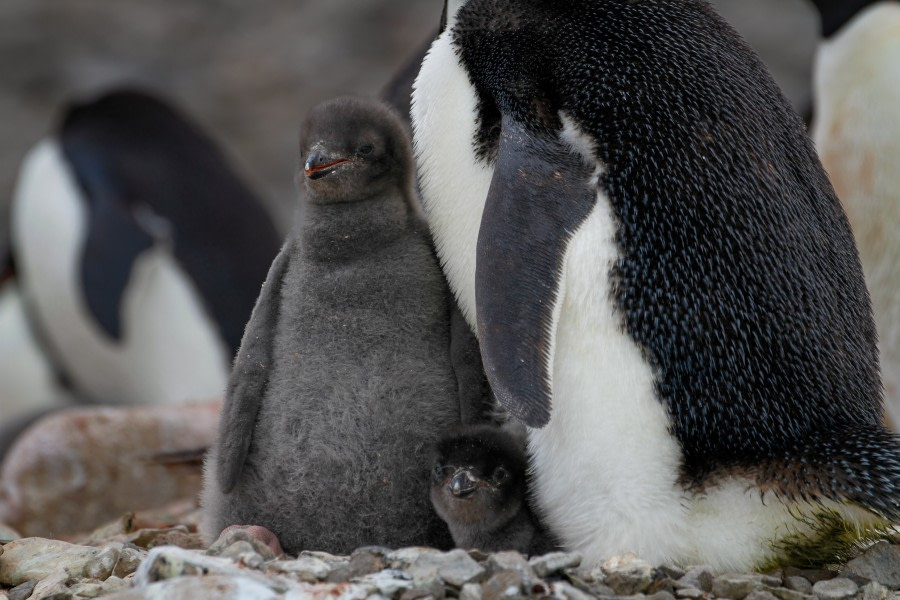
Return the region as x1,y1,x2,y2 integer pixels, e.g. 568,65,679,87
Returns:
298,193,412,260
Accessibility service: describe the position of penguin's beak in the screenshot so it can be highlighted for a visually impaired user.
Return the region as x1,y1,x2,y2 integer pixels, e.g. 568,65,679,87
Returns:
449,469,481,498
304,150,349,180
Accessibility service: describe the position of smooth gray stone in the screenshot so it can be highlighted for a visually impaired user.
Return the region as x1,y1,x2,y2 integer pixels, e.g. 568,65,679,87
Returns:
812,577,859,600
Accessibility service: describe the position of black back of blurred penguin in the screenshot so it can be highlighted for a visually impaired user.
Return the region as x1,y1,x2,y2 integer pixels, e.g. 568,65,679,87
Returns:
202,96,482,554
11,89,281,406
412,0,899,570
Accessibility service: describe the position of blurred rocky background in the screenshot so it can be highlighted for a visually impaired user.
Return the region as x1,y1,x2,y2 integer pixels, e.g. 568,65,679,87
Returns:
0,0,818,242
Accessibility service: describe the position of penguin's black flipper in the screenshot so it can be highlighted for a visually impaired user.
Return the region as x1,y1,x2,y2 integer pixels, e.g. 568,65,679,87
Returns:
216,243,292,493
62,149,155,341
476,115,596,428
450,299,492,425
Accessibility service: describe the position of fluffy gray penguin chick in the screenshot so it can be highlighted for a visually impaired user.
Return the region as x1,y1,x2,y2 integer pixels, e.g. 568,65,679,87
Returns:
431,423,559,556
201,96,465,554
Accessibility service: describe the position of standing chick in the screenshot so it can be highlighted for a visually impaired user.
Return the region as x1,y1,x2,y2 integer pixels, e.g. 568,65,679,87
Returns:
202,96,465,554
431,424,558,556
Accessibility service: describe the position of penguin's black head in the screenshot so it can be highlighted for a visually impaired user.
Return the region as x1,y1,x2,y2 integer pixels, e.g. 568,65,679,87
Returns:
299,96,414,204
430,424,528,531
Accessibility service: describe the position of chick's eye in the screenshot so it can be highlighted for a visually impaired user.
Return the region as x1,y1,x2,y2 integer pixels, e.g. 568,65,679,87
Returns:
432,465,444,481
493,467,509,483
358,143,374,155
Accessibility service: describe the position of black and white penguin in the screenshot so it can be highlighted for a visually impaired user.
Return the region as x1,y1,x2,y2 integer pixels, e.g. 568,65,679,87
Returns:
9,89,281,407
412,0,900,570
431,424,558,555
808,0,900,428
201,96,479,554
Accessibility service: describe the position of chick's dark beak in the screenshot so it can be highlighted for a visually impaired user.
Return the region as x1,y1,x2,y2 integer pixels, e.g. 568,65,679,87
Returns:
449,469,480,498
304,150,349,180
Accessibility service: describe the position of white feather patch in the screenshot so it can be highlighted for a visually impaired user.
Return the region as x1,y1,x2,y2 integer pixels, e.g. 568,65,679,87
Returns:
412,28,494,330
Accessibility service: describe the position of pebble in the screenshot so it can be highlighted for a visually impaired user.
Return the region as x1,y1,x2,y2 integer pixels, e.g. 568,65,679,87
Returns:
677,587,707,599
529,552,582,578
482,570,524,600
785,576,815,594
812,577,859,600
552,580,597,600
6,581,36,600
406,548,486,588
680,566,717,593
487,551,535,586
771,586,816,600
0,402,220,538
712,575,764,599
784,568,838,585
104,574,280,599
746,591,781,600
356,569,414,596
208,526,279,561
0,523,19,543
842,541,900,589
267,554,334,582
0,537,103,586
860,582,892,600
600,554,654,595
112,546,148,578
460,582,484,600
82,543,122,580
134,545,276,590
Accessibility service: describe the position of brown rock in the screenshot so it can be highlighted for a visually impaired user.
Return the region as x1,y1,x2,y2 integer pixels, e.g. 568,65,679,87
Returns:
0,538,101,587
0,401,220,537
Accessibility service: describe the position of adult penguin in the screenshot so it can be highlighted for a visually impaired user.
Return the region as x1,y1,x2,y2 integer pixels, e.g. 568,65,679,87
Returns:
808,0,900,429
412,0,900,570
10,89,281,407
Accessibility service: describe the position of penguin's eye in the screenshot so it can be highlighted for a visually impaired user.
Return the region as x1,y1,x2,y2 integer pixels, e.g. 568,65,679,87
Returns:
358,143,374,156
432,465,444,482
493,466,509,483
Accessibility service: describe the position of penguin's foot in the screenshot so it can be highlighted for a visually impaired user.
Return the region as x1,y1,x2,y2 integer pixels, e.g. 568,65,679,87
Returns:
209,524,284,559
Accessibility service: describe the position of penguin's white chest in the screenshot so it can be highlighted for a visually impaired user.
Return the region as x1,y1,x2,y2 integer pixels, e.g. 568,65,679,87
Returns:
11,140,229,406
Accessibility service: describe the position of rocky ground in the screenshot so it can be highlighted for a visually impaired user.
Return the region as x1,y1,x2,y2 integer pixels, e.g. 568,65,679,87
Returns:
3,501,900,600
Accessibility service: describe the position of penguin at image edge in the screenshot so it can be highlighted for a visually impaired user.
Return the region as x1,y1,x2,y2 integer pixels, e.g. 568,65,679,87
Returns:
9,88,281,409
807,0,900,430
412,0,900,570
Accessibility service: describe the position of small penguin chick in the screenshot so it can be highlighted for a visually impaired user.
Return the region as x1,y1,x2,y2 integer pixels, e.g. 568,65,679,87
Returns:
300,97,415,207
430,424,557,556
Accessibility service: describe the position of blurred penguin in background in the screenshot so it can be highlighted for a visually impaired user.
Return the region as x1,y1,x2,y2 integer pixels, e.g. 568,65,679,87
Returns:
5,89,282,426
808,0,900,427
